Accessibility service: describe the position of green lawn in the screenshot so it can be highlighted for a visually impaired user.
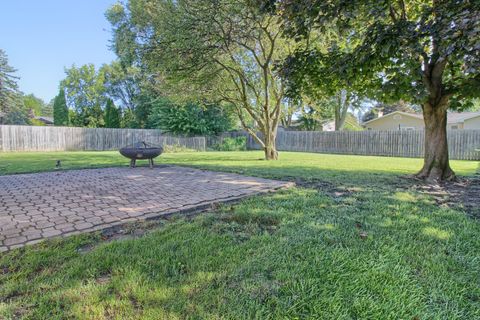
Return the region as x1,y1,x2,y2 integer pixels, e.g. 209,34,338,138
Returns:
0,151,479,319
0,150,477,180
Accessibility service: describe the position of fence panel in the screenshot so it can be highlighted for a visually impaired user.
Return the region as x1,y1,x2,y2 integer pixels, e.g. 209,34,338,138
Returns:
0,125,206,152
238,129,479,160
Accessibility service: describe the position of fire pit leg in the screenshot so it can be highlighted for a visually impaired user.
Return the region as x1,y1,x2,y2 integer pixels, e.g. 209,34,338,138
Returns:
149,159,154,169
130,159,136,168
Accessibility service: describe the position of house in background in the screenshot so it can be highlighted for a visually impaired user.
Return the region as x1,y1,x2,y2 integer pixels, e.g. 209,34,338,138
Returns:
447,112,480,129
33,116,54,126
320,120,336,131
363,111,480,130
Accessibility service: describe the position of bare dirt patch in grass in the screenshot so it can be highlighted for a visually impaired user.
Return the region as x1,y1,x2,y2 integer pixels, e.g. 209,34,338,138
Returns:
410,173,480,219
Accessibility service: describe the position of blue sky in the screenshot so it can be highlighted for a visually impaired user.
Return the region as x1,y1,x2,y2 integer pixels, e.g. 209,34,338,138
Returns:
0,0,118,102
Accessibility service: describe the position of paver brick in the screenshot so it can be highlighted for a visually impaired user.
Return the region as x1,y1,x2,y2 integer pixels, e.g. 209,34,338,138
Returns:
0,166,291,250
42,228,63,237
4,236,27,246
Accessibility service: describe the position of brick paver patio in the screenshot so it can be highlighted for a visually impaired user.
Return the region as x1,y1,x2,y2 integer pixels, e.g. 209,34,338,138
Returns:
0,166,292,252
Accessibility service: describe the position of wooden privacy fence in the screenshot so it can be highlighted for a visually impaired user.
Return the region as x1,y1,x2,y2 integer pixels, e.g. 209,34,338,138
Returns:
1,125,479,160
240,130,480,160
0,125,206,152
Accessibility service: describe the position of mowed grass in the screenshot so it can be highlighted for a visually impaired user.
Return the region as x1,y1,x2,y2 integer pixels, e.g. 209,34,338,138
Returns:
0,151,479,319
0,150,477,180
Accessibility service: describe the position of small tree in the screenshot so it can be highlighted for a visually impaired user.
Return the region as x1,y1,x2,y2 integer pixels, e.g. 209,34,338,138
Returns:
104,99,121,128
53,88,69,126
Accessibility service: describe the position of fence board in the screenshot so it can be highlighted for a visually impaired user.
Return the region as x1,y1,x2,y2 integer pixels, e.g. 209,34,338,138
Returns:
0,125,206,152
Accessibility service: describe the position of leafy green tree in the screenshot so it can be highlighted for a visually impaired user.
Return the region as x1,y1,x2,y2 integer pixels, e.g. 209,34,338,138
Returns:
101,61,141,112
469,99,480,112
121,108,137,128
105,5,150,127
23,94,45,117
297,91,362,131
280,100,299,129
3,109,29,125
266,0,480,181
0,49,20,113
53,88,69,126
0,49,29,124
61,64,105,127
107,0,296,160
330,91,362,131
104,99,121,128
41,99,54,117
343,114,363,131
147,98,235,136
131,91,157,128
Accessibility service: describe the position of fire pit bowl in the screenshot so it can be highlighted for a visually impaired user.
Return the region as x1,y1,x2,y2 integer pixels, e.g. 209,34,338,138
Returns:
119,141,163,168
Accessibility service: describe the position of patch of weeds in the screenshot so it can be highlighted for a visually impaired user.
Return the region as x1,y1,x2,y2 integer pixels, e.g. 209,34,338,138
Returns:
221,211,280,229
76,220,165,255
0,265,14,276
245,276,282,303
95,275,111,285
202,207,281,242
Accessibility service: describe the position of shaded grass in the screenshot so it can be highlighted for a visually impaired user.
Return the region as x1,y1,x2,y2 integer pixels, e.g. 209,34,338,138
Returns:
0,151,479,319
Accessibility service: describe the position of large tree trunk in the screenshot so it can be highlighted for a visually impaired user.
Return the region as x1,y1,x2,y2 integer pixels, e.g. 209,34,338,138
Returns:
263,130,278,160
415,99,455,182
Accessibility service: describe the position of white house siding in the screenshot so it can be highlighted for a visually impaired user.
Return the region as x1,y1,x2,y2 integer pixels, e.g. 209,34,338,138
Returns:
464,116,480,129
365,113,424,130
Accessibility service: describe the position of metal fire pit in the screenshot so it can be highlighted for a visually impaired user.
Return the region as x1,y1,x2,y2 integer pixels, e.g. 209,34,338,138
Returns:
119,141,163,168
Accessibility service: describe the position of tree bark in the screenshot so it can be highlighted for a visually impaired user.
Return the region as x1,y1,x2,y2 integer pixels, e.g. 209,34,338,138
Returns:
263,129,278,160
334,90,350,131
415,99,455,182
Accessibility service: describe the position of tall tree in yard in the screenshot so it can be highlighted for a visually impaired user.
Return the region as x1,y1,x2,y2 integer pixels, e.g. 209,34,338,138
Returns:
61,64,106,127
104,99,121,128
53,88,69,126
101,61,141,114
266,0,480,181
107,0,294,160
0,49,19,112
0,49,28,124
